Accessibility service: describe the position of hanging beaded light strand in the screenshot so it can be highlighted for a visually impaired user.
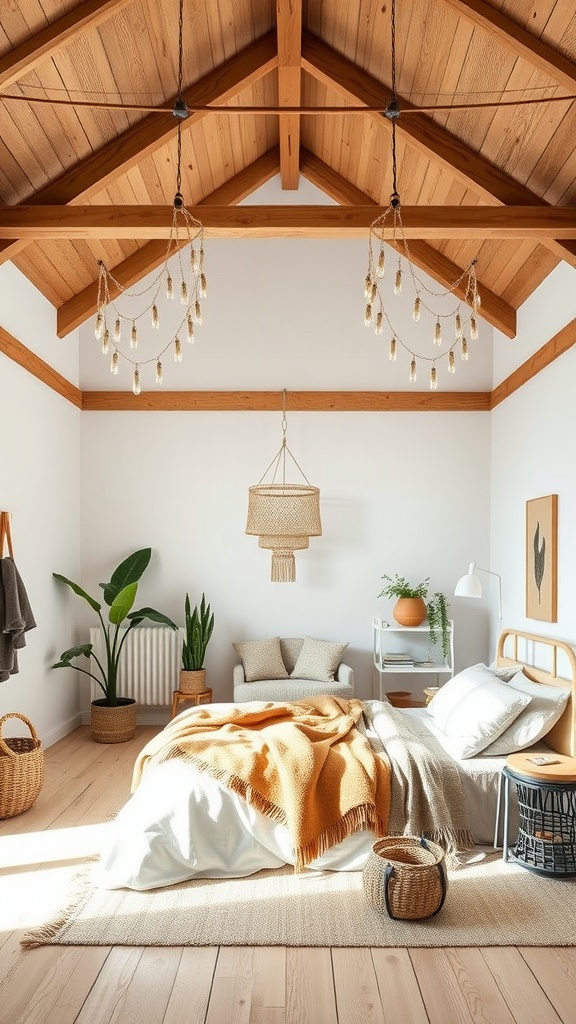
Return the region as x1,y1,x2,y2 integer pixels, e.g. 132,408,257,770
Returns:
94,0,206,394
363,0,480,390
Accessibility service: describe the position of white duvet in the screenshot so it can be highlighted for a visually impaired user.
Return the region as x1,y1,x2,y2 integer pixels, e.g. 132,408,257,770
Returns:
95,700,508,891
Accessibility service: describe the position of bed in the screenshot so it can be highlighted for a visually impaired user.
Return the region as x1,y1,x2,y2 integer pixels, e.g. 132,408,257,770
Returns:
96,629,576,891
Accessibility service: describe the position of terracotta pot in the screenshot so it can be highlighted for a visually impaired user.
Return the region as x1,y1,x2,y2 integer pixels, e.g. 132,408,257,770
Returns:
393,597,427,627
91,698,137,744
179,669,207,694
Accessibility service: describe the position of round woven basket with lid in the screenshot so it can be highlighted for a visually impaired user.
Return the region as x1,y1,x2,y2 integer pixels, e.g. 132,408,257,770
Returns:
363,836,447,920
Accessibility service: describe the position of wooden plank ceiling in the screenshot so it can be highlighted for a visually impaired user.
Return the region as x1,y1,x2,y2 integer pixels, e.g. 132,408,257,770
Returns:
0,0,575,344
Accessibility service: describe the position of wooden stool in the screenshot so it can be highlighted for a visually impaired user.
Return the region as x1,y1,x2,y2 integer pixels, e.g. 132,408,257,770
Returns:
171,688,212,719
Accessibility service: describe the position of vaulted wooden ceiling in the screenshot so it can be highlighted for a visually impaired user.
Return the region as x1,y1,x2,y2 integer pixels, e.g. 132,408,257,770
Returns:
1,0,575,344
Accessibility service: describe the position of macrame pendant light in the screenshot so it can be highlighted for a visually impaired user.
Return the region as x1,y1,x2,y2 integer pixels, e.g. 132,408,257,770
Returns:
245,393,322,582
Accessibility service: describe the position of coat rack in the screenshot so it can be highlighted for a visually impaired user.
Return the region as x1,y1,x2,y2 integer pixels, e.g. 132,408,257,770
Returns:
0,511,14,558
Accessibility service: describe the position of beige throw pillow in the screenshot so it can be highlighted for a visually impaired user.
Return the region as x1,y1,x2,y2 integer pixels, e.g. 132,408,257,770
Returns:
233,637,288,682
290,637,349,682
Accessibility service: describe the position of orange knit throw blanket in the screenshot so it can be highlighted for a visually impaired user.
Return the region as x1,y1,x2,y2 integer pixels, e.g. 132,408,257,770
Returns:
132,696,391,870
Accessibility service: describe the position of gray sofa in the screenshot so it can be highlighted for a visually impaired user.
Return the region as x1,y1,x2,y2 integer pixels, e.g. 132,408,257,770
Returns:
233,636,354,703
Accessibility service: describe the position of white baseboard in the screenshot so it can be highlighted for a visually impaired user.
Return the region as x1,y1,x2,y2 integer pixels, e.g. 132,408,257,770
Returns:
43,712,84,749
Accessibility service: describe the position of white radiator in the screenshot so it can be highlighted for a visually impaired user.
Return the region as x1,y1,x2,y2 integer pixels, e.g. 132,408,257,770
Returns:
89,626,184,705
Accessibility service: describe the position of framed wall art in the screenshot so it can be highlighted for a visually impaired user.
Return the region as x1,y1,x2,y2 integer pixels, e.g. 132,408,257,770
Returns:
525,494,558,622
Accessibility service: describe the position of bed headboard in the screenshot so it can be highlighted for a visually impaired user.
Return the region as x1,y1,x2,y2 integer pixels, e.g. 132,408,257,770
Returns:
496,628,576,756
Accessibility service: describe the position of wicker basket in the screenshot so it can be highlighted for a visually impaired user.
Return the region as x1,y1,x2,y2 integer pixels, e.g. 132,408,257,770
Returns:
363,836,447,920
91,699,137,744
179,669,207,695
0,713,44,818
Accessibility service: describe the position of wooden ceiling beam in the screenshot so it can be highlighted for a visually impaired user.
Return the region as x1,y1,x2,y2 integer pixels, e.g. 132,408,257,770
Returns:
301,32,576,269
0,31,278,267
0,0,133,90
300,149,516,338
56,146,281,337
81,390,492,412
276,0,302,190
4,205,576,239
442,0,576,93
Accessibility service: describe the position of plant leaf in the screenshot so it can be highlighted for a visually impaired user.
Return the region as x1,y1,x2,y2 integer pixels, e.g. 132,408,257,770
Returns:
52,643,93,668
102,549,152,607
128,607,177,628
109,582,138,624
53,573,101,613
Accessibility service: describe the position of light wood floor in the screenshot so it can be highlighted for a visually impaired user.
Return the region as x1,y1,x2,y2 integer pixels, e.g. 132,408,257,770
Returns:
2,725,576,1024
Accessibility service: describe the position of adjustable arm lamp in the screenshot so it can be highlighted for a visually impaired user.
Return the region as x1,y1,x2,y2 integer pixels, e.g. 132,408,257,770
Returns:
454,562,503,634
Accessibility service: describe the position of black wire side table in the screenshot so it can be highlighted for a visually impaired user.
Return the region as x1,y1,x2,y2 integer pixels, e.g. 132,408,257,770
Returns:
501,753,576,877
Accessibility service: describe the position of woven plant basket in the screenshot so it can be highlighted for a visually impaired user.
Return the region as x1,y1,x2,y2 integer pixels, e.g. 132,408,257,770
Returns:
363,836,447,920
0,713,44,818
91,699,137,744
179,669,207,695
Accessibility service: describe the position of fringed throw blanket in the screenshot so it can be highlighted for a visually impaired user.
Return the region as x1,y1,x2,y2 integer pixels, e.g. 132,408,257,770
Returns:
362,700,475,863
132,696,391,870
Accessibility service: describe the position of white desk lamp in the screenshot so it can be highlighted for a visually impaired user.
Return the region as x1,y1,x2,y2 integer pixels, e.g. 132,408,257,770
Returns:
454,562,503,635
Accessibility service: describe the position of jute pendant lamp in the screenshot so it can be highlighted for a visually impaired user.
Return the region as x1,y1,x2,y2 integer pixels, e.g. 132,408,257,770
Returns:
245,392,322,582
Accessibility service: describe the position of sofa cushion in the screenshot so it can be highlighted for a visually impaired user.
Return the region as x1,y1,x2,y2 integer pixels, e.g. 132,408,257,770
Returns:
290,636,349,682
232,637,288,682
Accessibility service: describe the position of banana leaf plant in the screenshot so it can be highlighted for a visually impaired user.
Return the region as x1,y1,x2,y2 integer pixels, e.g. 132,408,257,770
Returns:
52,548,176,705
181,592,214,670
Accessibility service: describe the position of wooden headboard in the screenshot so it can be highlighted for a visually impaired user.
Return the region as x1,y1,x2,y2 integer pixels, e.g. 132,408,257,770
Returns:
496,629,576,756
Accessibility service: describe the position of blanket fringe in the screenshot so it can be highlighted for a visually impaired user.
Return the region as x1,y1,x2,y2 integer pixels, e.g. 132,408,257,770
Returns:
295,805,387,872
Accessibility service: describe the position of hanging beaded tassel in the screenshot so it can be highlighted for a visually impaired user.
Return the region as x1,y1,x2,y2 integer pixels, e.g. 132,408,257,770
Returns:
110,351,119,375
413,296,421,322
114,318,121,342
130,323,138,349
455,312,462,340
470,315,478,340
194,300,202,325
152,304,159,329
187,313,194,343
448,350,456,374
377,247,386,278
364,274,373,299
101,329,110,355
364,303,373,326
461,336,469,361
200,273,207,298
133,367,141,395
155,359,163,384
95,312,104,340
389,336,397,361
434,320,442,346
430,364,437,390
375,310,383,335
409,356,417,383
174,337,182,362
394,265,402,295
166,274,174,300
180,281,188,305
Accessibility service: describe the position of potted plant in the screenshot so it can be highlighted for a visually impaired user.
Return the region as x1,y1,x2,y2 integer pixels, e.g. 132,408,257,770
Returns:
180,592,214,694
52,548,176,743
377,574,451,661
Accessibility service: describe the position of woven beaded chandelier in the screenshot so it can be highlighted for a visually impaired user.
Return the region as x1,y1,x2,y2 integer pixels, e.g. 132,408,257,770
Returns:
94,0,206,395
245,393,322,583
363,0,480,390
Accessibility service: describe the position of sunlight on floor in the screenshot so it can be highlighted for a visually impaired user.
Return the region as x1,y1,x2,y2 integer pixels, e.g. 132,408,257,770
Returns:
0,822,110,870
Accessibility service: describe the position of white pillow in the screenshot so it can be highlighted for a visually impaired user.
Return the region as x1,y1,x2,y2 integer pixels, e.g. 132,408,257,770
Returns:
426,663,532,758
291,637,349,682
481,670,570,755
232,637,288,682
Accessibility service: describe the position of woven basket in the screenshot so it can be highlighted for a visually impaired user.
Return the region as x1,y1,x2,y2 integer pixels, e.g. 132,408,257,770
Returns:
0,713,44,818
363,836,447,920
91,699,137,744
179,669,207,695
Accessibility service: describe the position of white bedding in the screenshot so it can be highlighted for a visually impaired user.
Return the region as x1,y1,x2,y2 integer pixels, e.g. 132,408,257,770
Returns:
96,700,514,891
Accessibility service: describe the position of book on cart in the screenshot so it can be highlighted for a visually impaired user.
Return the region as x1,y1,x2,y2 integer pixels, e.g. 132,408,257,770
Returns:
382,652,415,665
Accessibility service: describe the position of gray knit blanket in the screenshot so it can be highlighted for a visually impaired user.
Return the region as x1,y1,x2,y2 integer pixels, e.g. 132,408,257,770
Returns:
361,699,475,863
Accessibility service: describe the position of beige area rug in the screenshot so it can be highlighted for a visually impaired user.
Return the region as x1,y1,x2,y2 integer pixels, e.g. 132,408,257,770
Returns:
23,854,576,949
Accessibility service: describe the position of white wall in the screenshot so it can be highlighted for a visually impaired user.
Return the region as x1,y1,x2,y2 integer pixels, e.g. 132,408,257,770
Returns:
491,263,576,663
0,264,82,745
80,407,491,708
